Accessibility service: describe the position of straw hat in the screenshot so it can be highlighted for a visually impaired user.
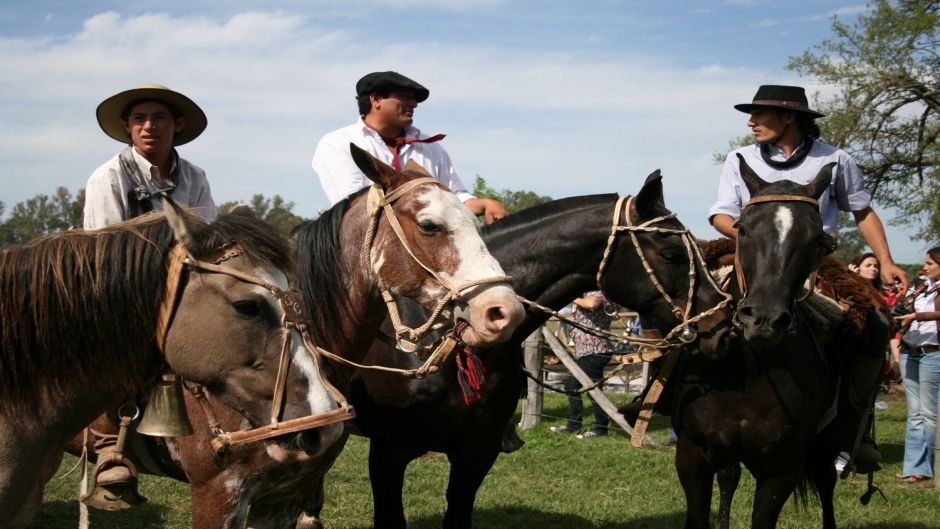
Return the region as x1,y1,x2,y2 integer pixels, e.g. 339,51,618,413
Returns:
96,84,207,146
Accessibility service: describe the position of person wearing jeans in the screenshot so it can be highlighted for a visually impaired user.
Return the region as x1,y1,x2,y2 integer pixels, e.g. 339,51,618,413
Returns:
895,246,940,482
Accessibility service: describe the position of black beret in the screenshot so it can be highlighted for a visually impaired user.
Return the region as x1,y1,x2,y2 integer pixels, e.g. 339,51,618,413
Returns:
356,71,429,102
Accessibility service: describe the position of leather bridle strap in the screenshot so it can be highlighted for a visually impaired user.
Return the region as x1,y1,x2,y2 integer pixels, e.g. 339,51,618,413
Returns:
734,193,820,295
362,177,513,348
153,243,356,454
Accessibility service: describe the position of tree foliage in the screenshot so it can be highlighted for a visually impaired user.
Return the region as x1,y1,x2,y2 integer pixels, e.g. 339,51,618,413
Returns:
0,187,84,248
472,176,552,214
218,194,304,236
788,0,940,243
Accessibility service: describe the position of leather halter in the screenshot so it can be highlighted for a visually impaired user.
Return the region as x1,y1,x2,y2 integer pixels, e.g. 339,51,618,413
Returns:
733,193,820,297
593,195,733,347
156,243,355,455
361,177,514,350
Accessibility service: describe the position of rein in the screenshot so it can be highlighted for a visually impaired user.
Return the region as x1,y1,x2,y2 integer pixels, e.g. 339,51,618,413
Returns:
361,177,513,350
156,243,355,456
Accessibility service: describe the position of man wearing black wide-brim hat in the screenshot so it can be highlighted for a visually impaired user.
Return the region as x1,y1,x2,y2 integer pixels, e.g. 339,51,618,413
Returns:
312,71,507,223
84,83,217,229
709,84,907,290
708,84,906,477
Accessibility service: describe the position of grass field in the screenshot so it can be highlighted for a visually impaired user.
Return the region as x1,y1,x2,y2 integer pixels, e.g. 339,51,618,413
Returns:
30,393,940,528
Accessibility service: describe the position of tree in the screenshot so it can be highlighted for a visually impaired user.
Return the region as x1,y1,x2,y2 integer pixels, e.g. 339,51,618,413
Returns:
472,176,552,214
788,0,940,243
0,187,84,248
218,194,304,235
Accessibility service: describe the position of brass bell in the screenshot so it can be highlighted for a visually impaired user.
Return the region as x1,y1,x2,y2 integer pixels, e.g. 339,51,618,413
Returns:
137,376,194,437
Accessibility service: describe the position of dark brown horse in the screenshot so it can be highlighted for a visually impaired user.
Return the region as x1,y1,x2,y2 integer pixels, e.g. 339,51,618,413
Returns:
671,155,889,529
340,171,733,529
69,145,525,529
1,201,341,529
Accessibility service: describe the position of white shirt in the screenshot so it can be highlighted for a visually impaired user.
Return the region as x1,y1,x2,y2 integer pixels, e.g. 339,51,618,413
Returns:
904,279,939,347
312,118,473,206
708,141,871,235
84,148,217,229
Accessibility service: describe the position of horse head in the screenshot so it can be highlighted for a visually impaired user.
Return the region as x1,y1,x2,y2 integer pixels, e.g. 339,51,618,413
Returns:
349,144,525,347
733,154,835,347
602,171,734,357
160,200,343,461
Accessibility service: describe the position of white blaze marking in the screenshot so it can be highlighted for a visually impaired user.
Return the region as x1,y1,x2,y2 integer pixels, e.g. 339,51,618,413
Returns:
774,206,793,248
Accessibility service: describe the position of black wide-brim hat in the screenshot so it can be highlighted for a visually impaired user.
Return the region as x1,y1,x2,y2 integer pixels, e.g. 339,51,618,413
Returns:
734,85,825,118
356,71,430,102
97,84,207,146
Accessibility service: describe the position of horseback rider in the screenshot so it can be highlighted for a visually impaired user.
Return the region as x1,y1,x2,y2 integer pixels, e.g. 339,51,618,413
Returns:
82,84,216,508
311,71,507,223
708,84,906,472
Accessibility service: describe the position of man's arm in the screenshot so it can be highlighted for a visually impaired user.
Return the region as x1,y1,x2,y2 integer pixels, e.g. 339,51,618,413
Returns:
852,207,909,292
572,294,603,311
710,214,738,239
464,198,507,224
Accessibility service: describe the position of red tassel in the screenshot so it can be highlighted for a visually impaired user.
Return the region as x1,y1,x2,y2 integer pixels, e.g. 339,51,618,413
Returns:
455,345,486,405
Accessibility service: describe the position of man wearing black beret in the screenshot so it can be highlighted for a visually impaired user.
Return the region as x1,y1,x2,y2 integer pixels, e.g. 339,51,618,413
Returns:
312,71,507,223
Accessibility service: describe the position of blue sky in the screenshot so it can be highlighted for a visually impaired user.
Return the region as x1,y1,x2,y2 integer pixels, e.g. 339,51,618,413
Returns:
0,1,928,263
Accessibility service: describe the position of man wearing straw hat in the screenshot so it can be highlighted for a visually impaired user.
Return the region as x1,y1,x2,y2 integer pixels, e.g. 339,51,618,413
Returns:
81,84,215,509
84,83,216,229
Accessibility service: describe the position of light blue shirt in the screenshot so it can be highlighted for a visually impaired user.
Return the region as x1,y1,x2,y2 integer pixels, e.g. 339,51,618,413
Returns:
708,141,871,235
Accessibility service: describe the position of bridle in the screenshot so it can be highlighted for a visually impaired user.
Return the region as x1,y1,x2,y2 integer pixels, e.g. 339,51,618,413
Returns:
732,193,824,301
594,195,733,347
360,176,514,350
156,242,355,457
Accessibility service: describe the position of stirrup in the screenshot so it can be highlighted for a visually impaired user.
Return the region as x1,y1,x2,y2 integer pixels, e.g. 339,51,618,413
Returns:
80,455,147,511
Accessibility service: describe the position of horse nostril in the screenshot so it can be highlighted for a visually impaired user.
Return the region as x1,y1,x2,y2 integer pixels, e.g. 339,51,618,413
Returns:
737,305,754,321
484,305,508,332
297,430,321,455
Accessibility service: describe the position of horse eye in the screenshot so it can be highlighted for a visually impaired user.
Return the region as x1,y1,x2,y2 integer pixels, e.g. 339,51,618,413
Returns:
417,220,441,233
233,300,262,318
661,251,685,263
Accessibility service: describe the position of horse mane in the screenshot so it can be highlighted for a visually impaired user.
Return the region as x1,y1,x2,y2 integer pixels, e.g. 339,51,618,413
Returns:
0,210,293,417
293,198,357,357
481,194,617,237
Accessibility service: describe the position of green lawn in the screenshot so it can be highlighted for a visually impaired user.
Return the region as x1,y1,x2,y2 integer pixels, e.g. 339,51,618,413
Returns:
30,393,940,528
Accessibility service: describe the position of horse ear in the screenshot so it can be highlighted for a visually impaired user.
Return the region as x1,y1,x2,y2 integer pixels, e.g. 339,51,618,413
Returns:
805,162,835,199
350,143,403,190
404,159,431,177
737,153,768,196
162,195,196,250
635,169,666,219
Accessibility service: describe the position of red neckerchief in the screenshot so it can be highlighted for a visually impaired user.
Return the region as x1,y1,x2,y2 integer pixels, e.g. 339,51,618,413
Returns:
380,133,446,171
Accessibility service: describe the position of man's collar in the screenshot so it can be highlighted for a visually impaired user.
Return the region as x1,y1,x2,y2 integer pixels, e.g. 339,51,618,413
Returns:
131,147,177,180
358,117,420,139
763,138,809,159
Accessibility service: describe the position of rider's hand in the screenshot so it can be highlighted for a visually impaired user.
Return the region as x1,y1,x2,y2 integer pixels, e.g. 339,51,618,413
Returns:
881,262,909,295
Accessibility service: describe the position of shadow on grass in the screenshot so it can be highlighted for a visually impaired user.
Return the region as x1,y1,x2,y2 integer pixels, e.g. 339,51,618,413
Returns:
879,440,904,466
362,506,687,529
29,500,171,529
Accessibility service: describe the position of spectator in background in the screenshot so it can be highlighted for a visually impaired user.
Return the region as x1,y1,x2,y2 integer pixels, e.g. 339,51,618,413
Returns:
849,252,902,382
893,246,940,483
550,292,614,439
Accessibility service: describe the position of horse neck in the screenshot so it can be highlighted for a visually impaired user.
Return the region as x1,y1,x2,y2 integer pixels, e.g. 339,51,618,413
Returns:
484,197,615,337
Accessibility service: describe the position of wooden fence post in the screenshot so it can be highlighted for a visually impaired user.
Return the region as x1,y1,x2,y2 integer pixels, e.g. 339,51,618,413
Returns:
518,328,544,430
541,327,657,446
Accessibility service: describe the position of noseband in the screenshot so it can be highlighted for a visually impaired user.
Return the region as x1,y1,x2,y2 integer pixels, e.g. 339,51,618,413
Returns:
156,243,355,456
361,176,513,349
596,195,732,347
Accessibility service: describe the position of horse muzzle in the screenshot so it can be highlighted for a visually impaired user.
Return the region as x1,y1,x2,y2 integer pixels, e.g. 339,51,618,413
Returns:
452,286,525,346
735,301,792,347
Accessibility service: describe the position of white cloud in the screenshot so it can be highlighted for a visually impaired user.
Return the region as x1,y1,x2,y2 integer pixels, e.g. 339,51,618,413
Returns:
0,9,923,260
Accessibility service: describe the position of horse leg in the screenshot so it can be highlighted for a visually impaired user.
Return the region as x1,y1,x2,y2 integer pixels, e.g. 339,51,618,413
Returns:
442,447,500,529
674,438,714,529
750,471,800,529
369,440,410,529
715,463,741,529
811,456,838,529
189,480,238,529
